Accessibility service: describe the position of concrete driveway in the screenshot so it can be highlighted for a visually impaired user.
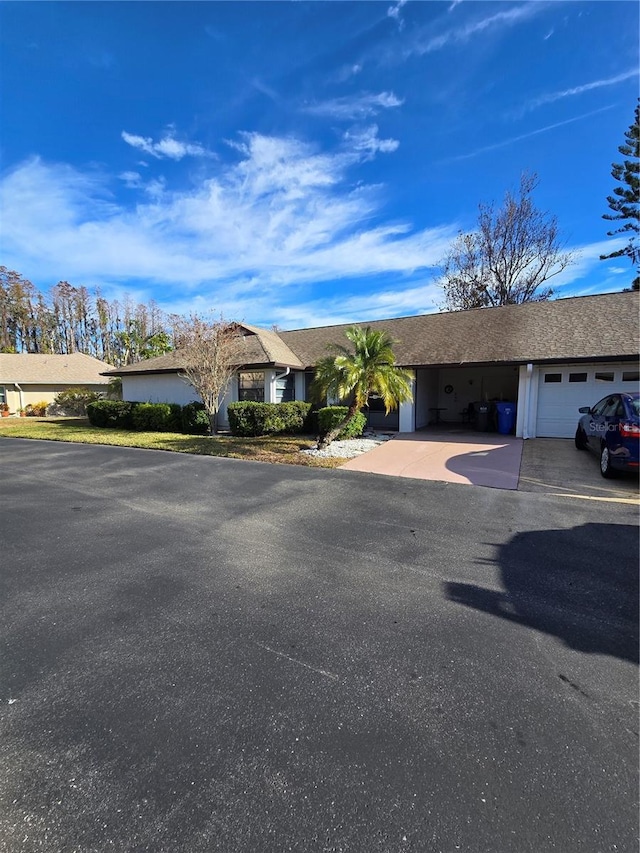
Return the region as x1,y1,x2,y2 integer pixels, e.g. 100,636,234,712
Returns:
519,438,639,502
342,431,639,501
2,439,637,853
342,429,523,489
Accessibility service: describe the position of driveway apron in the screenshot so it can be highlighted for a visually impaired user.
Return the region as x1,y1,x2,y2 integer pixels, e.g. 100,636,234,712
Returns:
341,431,523,489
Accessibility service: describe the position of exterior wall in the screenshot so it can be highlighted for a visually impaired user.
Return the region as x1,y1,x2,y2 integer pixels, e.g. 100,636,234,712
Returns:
122,374,200,407
398,370,416,432
1,382,109,414
121,373,236,429
515,365,537,439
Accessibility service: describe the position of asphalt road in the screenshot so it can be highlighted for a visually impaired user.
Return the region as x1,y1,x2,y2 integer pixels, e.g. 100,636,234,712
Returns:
1,439,638,853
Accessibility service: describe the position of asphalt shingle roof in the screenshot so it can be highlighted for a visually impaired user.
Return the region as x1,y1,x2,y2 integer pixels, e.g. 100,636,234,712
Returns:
102,291,639,376
108,324,302,375
279,291,640,368
0,353,114,384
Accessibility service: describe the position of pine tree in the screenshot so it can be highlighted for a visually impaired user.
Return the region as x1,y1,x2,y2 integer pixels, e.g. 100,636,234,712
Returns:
601,101,640,290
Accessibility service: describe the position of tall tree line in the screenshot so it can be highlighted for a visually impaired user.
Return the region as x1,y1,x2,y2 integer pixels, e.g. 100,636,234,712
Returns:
0,267,173,366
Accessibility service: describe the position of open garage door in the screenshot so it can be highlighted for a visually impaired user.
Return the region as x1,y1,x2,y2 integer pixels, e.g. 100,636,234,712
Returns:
536,362,639,438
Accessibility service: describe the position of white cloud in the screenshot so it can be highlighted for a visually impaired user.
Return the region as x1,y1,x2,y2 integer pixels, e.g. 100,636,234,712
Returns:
303,91,403,120
118,171,143,189
523,69,639,113
406,3,543,57
552,237,631,293
388,0,407,30
274,280,443,329
121,129,214,161
343,125,400,158
0,136,454,324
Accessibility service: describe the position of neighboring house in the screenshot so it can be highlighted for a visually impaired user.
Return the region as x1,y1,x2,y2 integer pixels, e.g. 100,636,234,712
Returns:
104,292,639,439
0,353,114,414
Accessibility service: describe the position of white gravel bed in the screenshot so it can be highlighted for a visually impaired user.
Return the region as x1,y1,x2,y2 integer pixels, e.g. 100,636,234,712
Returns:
302,433,393,459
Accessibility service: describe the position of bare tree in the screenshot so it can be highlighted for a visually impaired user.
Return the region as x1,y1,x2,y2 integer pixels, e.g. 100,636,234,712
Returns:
440,173,574,310
174,315,243,434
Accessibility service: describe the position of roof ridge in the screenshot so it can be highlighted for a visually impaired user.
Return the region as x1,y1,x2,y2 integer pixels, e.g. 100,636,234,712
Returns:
279,290,638,334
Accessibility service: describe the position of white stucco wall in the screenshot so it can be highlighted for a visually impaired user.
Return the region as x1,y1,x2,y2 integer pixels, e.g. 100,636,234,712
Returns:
398,370,416,432
121,373,236,428
122,374,200,407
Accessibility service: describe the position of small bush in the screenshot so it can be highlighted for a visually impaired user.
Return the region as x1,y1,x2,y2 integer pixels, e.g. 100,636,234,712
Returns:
317,406,366,440
87,400,136,428
277,401,312,434
25,400,49,417
182,401,210,435
132,402,182,432
53,387,103,414
227,401,280,437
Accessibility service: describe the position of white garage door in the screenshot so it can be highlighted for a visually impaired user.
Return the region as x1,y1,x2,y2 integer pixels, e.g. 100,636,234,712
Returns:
536,362,639,438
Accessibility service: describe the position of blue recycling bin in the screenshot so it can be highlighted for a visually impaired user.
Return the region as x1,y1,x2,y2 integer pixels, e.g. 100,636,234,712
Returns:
495,402,516,435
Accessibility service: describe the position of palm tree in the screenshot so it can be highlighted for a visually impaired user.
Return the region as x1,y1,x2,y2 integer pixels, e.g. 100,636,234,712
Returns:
312,325,413,449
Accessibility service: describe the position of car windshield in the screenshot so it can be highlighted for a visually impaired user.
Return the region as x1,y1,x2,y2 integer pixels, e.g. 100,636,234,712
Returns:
629,396,640,417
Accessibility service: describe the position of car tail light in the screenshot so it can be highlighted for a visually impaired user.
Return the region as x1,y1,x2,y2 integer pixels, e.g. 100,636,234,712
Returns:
620,422,640,438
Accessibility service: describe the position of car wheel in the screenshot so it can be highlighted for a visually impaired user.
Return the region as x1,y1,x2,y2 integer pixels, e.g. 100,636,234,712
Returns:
600,444,616,479
575,426,587,450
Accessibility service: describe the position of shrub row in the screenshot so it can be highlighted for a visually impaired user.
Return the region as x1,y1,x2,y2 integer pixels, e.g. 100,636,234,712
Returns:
86,399,209,434
86,399,367,440
227,401,312,437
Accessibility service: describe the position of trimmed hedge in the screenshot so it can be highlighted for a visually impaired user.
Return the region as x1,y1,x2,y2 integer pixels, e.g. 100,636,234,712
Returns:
317,406,366,440
227,401,312,437
181,401,210,435
132,402,182,432
87,398,315,437
87,400,136,429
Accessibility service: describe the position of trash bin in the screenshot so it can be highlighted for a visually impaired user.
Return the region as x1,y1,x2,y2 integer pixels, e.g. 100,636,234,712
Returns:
475,402,491,432
495,402,516,435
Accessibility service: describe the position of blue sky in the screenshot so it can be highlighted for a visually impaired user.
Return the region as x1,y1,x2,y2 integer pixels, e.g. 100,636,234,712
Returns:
0,1,638,329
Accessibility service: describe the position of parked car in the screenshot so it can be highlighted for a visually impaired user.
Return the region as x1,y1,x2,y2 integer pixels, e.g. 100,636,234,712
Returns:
575,392,640,477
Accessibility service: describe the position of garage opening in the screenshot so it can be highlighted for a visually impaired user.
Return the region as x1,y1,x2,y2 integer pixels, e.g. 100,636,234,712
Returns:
415,365,519,430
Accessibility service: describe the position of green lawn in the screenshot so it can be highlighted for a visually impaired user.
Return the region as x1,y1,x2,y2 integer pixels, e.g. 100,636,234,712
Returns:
0,418,345,468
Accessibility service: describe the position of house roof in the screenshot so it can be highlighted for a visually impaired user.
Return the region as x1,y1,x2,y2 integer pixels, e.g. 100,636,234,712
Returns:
106,323,302,376
279,291,640,368
102,291,639,377
0,352,114,384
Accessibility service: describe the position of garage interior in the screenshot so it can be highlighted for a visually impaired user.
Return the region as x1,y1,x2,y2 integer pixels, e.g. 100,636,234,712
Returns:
415,365,520,430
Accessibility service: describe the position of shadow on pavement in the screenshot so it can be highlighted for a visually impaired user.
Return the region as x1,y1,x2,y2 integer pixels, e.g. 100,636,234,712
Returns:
445,440,521,489
445,523,639,663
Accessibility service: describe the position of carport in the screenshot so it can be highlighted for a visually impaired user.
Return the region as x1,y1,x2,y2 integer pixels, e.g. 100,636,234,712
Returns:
414,364,520,429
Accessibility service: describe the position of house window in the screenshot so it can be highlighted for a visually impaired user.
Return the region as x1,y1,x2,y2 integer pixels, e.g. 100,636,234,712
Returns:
544,373,562,383
275,372,295,403
595,372,614,382
238,371,265,402
0,386,5,405
305,371,319,404
569,373,588,383
622,371,639,382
